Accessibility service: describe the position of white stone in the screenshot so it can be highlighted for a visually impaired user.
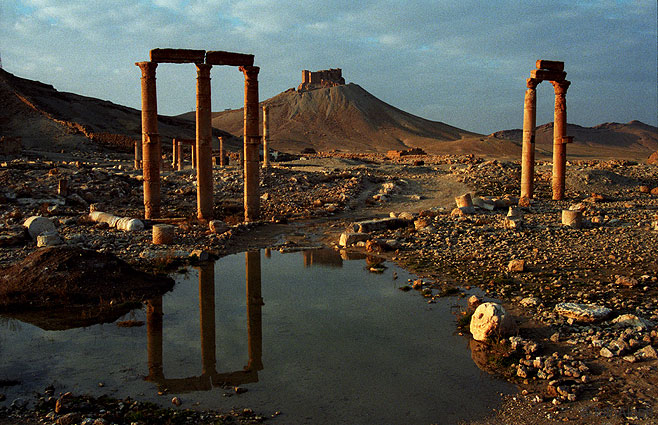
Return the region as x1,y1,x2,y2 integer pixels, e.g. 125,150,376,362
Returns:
554,302,611,323
23,216,56,239
469,302,518,341
36,230,62,247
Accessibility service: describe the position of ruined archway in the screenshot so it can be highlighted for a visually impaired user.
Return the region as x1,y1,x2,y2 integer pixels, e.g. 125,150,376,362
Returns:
136,48,260,222
520,60,572,201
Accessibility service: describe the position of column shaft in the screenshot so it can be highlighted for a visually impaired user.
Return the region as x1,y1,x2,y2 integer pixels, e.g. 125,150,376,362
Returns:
241,66,260,221
176,141,183,171
136,61,160,219
245,250,264,371
520,78,538,199
172,139,177,169
262,105,269,168
552,80,570,200
196,64,213,220
218,136,225,167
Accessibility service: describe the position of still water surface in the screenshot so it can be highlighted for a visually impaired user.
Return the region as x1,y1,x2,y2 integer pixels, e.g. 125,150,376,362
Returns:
0,248,513,424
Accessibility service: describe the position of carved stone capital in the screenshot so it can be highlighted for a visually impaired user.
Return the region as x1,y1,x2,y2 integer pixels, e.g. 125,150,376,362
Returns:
196,63,212,79
551,80,571,96
135,61,158,79
240,65,260,80
526,78,540,89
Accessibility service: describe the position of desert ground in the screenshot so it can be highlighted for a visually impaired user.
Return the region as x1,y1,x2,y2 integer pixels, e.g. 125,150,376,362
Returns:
1,146,658,424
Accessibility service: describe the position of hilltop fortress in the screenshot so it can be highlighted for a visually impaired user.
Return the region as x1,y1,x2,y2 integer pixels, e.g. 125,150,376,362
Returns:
297,68,345,92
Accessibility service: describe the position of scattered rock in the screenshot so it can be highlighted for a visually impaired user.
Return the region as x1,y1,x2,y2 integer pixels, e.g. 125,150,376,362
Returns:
23,216,56,239
554,302,612,323
507,259,525,272
470,302,518,341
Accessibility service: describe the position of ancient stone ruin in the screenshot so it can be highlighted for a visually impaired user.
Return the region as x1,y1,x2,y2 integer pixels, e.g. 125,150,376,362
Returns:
520,60,572,201
136,48,261,222
297,68,345,92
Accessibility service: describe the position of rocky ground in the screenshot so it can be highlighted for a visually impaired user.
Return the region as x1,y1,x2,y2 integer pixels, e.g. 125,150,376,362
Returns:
1,149,658,424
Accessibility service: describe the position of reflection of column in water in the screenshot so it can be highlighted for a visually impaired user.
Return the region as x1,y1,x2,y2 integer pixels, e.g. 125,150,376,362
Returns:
264,247,271,258
303,250,311,267
199,262,216,377
245,250,264,371
146,297,164,380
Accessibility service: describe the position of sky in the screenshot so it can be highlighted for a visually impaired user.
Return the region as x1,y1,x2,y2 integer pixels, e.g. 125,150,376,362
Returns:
0,0,656,134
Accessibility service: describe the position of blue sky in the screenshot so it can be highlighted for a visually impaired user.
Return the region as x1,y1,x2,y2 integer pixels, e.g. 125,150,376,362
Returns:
1,0,656,134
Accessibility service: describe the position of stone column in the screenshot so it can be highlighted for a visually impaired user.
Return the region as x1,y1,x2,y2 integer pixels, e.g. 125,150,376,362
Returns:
262,105,270,168
520,78,539,199
172,139,178,169
176,141,183,171
245,250,264,371
146,297,164,381
136,61,160,219
134,140,142,170
240,66,260,221
551,80,570,201
196,64,213,220
218,136,225,167
199,262,216,377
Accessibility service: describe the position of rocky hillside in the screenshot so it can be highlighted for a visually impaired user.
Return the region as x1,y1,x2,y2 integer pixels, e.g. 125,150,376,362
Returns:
0,69,233,152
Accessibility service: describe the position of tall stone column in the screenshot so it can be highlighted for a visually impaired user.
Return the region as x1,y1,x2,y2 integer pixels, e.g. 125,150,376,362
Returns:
136,61,160,219
245,250,264,371
196,63,213,220
240,66,260,221
198,262,216,377
520,78,539,199
551,80,570,201
218,136,225,167
146,297,164,381
262,105,270,168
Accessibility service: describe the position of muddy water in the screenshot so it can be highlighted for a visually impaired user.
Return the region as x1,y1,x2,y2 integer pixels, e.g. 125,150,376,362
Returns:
0,248,514,424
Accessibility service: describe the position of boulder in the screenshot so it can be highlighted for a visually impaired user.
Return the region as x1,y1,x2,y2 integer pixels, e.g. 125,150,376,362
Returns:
611,314,654,330
554,302,611,323
23,216,56,239
339,232,369,247
36,231,63,247
470,302,518,341
508,259,525,272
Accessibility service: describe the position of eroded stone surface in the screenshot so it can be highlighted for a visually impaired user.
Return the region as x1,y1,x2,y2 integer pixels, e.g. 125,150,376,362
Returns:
554,302,611,323
470,302,518,341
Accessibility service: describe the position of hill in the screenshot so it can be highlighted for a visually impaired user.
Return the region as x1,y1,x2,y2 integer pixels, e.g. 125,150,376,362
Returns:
490,121,658,160
0,69,232,152
206,83,524,156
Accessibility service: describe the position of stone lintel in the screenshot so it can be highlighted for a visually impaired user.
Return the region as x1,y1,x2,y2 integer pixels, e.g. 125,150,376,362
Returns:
536,60,564,72
206,50,254,66
150,48,206,63
530,69,566,82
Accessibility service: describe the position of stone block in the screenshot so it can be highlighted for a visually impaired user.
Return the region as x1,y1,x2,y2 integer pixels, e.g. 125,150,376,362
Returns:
152,224,175,245
530,69,566,81
536,60,564,71
150,48,205,63
473,196,495,210
37,230,62,247
209,220,228,234
205,50,254,66
339,232,368,247
23,216,56,239
554,302,612,323
562,210,582,228
508,259,525,272
353,217,409,233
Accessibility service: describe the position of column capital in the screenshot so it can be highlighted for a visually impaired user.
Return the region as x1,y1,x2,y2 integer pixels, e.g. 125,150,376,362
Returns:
196,63,212,78
240,65,260,80
135,61,158,76
551,80,571,95
526,78,540,89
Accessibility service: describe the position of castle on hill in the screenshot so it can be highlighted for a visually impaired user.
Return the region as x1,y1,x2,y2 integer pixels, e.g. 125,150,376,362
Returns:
297,68,345,92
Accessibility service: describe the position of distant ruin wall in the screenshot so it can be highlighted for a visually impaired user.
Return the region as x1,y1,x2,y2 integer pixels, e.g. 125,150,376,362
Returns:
298,68,345,92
